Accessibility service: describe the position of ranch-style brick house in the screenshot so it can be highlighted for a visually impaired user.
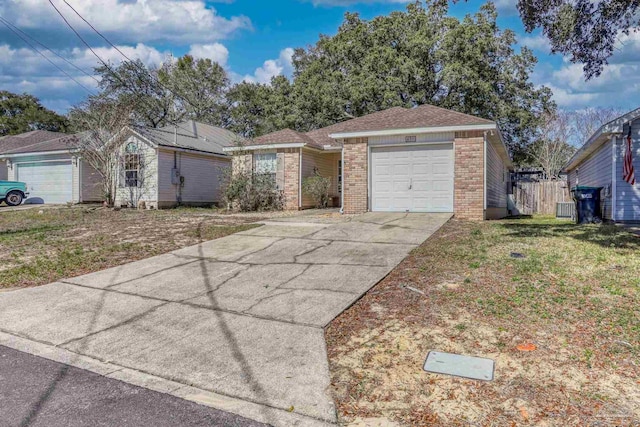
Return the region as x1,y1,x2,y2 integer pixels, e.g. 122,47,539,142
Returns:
226,104,513,220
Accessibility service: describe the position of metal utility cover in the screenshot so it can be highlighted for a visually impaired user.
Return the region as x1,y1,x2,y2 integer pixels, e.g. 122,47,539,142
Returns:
423,351,494,381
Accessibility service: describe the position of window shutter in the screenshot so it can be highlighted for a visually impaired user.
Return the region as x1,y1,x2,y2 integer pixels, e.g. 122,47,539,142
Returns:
276,152,285,190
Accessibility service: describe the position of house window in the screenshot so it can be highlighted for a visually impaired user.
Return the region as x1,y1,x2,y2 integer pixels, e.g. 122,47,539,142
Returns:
124,154,140,187
123,142,141,188
337,160,342,193
254,152,277,183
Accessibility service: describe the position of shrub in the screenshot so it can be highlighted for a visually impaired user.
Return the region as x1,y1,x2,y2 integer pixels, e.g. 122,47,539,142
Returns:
302,171,331,209
222,169,284,212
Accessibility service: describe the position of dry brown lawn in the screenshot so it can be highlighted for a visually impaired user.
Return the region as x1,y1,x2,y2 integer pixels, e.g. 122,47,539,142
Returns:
326,217,640,426
0,206,261,288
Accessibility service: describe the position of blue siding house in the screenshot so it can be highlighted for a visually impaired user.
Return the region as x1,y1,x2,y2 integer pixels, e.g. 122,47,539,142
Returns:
564,108,640,223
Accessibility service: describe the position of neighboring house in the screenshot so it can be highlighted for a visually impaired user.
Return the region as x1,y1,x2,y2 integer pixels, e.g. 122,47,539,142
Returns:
0,130,102,204
564,108,640,223
0,137,7,180
114,121,239,209
226,104,513,220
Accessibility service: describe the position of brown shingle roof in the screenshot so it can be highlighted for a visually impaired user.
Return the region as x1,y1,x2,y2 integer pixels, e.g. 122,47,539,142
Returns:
249,128,321,148
0,130,78,155
243,105,495,150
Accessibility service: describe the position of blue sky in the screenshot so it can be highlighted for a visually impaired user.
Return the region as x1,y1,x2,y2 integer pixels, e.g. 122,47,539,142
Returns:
0,0,636,114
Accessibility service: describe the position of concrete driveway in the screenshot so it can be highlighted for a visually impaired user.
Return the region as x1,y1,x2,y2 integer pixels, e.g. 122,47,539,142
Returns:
0,212,450,426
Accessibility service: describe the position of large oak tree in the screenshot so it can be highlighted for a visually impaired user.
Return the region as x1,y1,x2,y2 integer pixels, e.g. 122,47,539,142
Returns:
0,91,69,136
229,2,554,163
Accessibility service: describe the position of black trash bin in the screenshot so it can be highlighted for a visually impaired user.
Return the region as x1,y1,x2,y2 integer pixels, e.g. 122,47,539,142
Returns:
571,186,603,224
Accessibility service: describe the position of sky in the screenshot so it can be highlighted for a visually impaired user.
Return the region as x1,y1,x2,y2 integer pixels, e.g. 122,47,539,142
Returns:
0,0,637,114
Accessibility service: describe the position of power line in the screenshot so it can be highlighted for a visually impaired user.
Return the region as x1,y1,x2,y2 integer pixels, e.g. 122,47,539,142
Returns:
62,0,136,66
0,16,100,84
47,0,120,80
60,0,203,117
48,0,208,140
0,16,96,95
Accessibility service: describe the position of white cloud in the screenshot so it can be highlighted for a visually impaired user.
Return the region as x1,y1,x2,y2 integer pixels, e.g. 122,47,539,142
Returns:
1,0,251,44
492,0,519,15
0,43,174,111
519,34,551,52
241,47,294,84
70,43,168,70
188,43,229,66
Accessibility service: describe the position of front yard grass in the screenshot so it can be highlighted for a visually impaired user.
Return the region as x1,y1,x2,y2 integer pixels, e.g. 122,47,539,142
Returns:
327,216,640,426
0,206,260,288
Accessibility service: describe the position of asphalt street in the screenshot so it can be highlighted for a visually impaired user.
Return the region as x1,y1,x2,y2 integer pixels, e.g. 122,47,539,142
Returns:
0,345,266,427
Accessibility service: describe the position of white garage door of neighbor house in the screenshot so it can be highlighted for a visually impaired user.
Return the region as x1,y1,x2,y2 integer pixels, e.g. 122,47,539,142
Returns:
17,161,73,204
371,144,454,213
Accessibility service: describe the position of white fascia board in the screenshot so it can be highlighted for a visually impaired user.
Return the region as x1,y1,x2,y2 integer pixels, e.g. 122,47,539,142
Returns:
329,124,497,139
563,130,619,172
322,145,342,151
223,143,306,152
2,149,73,159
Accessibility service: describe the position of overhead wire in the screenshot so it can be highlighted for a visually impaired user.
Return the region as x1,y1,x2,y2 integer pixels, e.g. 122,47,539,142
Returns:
48,0,204,140
0,15,96,95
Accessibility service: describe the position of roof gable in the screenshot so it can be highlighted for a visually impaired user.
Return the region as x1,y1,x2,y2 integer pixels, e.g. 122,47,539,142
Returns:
248,128,320,148
0,131,78,156
564,107,640,171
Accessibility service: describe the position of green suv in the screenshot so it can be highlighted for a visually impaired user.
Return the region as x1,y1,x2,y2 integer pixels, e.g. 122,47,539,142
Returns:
0,180,29,206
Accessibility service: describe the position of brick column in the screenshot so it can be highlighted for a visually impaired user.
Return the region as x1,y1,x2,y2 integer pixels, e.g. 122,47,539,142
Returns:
343,138,368,214
283,148,300,210
454,134,485,220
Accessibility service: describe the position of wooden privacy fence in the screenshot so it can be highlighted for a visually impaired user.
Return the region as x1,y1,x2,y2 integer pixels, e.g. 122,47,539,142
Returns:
510,181,571,216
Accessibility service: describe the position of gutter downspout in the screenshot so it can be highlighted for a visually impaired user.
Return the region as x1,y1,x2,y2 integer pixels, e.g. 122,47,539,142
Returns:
298,148,302,210
340,145,345,214
483,131,488,216
611,135,617,222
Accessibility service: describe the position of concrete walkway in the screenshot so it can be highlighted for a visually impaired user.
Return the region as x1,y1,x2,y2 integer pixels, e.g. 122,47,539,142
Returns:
0,212,450,426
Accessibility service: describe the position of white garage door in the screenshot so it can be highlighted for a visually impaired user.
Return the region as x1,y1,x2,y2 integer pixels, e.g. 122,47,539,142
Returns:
371,144,454,212
17,161,73,204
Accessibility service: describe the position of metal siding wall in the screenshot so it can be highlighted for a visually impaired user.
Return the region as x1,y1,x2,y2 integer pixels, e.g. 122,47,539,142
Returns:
615,122,640,221
571,140,613,220
177,152,230,204
486,141,507,208
80,160,103,202
115,136,158,206
157,149,175,203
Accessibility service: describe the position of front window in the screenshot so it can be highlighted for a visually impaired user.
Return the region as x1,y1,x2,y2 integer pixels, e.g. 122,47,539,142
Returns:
124,154,140,187
123,142,141,188
254,152,277,183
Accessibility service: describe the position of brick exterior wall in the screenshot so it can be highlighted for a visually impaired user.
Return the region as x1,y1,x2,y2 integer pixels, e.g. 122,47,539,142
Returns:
343,138,368,214
282,148,300,210
231,153,252,174
454,133,485,221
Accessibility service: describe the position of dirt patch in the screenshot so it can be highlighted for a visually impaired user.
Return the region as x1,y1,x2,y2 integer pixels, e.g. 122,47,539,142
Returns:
0,206,264,288
326,217,640,426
